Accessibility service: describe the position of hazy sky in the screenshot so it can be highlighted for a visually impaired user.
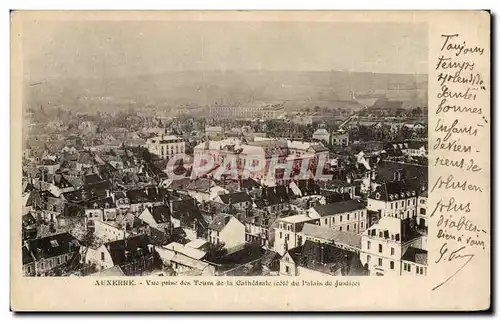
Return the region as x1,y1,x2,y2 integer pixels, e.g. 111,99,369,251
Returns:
22,20,428,80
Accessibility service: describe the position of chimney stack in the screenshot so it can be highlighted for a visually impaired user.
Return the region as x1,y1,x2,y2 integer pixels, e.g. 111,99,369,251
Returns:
319,245,325,264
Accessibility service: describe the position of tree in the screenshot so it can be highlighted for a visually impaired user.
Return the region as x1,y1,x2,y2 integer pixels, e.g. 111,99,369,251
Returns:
394,108,405,117
411,106,422,117
205,242,228,261
313,106,320,113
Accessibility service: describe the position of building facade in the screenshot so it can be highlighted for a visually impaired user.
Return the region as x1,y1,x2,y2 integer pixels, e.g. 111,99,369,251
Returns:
146,135,185,160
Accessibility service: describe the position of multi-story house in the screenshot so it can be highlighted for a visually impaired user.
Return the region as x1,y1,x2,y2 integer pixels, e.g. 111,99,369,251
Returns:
308,200,367,234
22,232,80,276
367,181,419,220
360,217,426,276
84,196,117,230
207,213,246,254
146,135,185,160
274,214,318,256
417,190,428,229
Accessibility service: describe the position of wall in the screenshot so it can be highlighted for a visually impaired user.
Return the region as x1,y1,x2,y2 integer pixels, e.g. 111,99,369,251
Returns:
313,208,368,233
94,220,126,242
360,235,402,276
85,245,115,271
279,254,297,276
220,218,246,253
34,252,77,276
401,261,427,276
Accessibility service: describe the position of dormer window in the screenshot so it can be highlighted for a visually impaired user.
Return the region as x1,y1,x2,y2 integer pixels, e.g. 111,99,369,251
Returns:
93,203,98,209
105,202,110,209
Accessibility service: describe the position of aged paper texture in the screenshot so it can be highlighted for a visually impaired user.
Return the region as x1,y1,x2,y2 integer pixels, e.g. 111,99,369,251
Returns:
11,11,490,311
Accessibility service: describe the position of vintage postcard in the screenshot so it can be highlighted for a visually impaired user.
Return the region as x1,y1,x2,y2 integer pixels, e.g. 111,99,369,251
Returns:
10,11,490,311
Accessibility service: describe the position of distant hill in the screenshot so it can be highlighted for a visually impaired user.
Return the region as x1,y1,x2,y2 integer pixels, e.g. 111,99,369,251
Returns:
24,70,427,111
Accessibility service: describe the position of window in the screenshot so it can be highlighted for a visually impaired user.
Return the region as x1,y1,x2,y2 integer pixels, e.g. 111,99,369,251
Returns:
391,203,393,209
279,232,282,239
378,244,383,253
347,214,350,220
413,199,416,205
354,223,357,230
40,262,44,269
408,264,411,272
379,232,383,238
101,252,105,261
395,202,398,209
332,217,335,223
324,218,327,225
361,222,364,228
367,241,371,250
367,255,371,263
407,200,410,206
285,266,290,274
354,213,357,219
390,261,394,269
378,258,383,266
339,226,342,231
391,248,395,255
347,225,350,231
401,201,404,207
50,240,59,247
340,216,343,222
420,208,426,215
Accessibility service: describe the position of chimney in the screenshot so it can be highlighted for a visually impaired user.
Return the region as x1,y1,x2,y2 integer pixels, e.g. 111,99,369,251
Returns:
319,244,325,264
169,200,174,215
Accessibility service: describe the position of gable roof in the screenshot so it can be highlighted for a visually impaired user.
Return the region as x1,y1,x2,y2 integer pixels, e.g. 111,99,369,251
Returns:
84,174,103,185
24,232,80,261
149,205,171,224
370,180,419,202
402,247,428,265
105,235,151,267
312,200,365,217
301,223,362,248
91,265,125,276
171,200,208,230
287,240,347,274
84,197,116,209
22,212,37,226
218,192,252,205
313,128,329,136
208,213,233,232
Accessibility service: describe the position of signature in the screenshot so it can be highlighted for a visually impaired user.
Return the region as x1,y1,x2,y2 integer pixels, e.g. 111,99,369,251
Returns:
432,243,475,291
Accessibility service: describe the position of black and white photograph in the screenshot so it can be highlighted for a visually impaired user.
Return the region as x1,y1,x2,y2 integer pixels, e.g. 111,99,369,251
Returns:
20,15,430,278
